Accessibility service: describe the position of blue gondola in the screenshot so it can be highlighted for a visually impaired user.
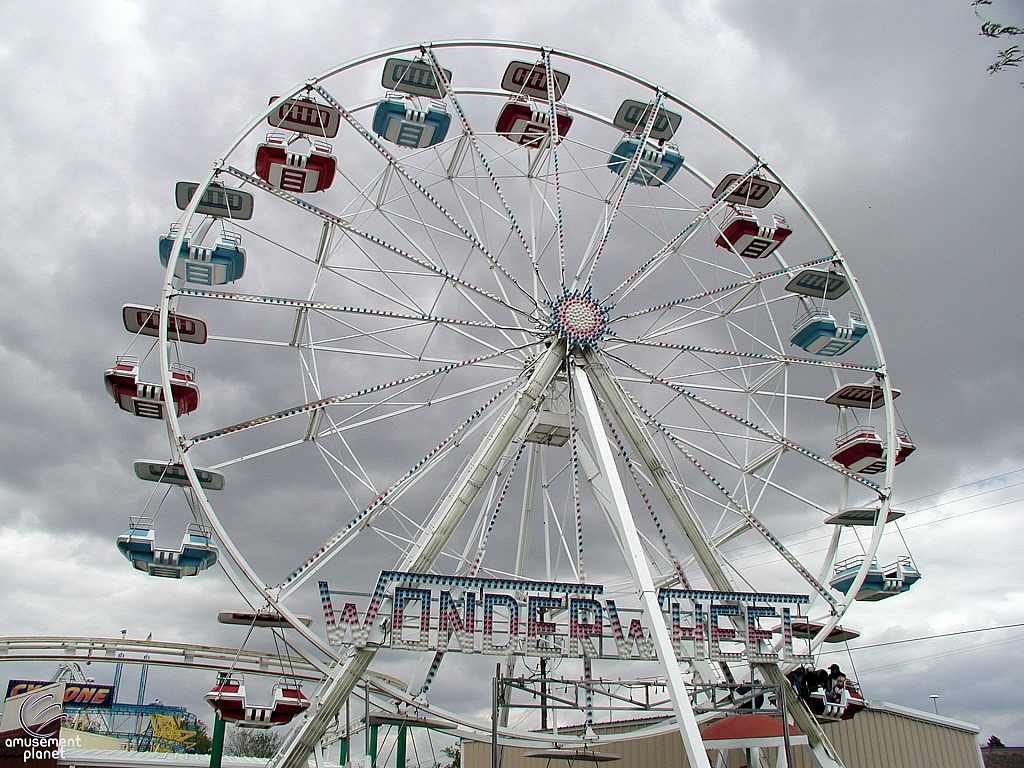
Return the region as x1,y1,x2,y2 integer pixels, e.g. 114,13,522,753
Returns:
790,310,867,356
159,226,246,285
372,94,451,149
829,556,921,601
608,138,683,186
117,517,218,578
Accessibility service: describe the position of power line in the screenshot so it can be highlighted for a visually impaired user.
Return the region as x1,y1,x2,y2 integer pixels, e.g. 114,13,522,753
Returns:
816,621,1024,654
893,467,1024,507
716,469,1024,563
855,634,1024,675
730,492,1024,571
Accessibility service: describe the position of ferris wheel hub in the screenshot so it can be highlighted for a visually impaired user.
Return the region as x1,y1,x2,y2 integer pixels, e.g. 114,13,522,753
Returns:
547,288,611,349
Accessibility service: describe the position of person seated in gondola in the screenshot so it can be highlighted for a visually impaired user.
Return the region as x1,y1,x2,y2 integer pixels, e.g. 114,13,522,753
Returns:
827,664,847,702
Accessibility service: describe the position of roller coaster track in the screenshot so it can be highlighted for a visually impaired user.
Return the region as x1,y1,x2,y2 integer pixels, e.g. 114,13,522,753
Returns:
0,637,327,681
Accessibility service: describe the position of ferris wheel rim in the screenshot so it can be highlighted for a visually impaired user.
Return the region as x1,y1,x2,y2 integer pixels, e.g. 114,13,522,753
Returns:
147,42,902,724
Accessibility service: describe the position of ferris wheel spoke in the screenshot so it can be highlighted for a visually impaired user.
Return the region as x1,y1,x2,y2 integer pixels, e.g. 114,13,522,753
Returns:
605,162,765,303
442,172,554,350
185,347,523,448
593,394,692,587
307,309,516,360
615,389,837,606
612,256,839,326
310,440,373,515
574,92,666,289
175,287,533,336
309,373,520,439
627,292,790,345
312,84,540,312
538,50,568,285
607,353,883,492
277,374,527,598
355,190,535,334
223,165,527,318
580,351,733,593
423,47,542,271
615,337,881,374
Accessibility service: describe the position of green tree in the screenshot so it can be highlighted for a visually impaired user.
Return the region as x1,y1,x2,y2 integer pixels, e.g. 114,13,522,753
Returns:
192,720,212,755
441,744,461,768
973,0,1024,83
225,726,283,758
986,735,1006,748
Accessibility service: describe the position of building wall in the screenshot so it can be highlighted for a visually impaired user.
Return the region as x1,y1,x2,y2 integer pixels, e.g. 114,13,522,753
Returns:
464,704,983,768
790,708,981,768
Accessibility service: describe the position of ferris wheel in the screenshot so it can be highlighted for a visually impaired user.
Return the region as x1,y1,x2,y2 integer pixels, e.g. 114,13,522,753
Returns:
108,41,918,768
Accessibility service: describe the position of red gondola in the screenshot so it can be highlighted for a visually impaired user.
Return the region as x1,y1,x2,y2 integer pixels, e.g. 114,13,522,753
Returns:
104,356,200,419
715,207,792,259
831,425,914,474
205,674,309,728
255,133,336,193
495,96,572,147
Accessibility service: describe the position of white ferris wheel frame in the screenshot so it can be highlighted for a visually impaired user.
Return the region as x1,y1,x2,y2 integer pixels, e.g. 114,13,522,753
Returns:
150,40,902,768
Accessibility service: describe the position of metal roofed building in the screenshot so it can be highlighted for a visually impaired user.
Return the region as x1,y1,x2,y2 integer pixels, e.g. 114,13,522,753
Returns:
463,700,984,768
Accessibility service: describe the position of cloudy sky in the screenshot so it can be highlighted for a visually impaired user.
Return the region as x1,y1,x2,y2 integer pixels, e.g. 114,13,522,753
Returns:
1,0,1023,755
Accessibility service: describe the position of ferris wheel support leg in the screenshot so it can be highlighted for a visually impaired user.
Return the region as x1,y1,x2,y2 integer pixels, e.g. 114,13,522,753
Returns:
272,341,567,768
580,349,732,593
581,351,846,768
573,364,712,768
756,663,844,768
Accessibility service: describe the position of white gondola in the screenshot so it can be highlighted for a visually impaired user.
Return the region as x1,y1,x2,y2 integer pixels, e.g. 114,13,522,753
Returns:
787,619,861,643
116,517,218,579
500,60,570,100
825,381,901,409
122,304,208,345
712,172,781,208
217,610,313,627
381,58,451,99
829,555,921,601
174,181,254,220
824,506,905,526
267,96,341,138
133,460,225,491
612,99,682,141
785,268,850,300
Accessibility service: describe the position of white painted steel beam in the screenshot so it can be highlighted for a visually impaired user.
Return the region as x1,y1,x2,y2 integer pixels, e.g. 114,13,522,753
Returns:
581,349,844,768
273,340,567,768
573,362,712,768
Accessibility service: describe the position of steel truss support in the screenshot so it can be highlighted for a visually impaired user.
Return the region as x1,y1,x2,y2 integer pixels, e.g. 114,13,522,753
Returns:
272,340,567,768
580,350,844,768
573,362,712,768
